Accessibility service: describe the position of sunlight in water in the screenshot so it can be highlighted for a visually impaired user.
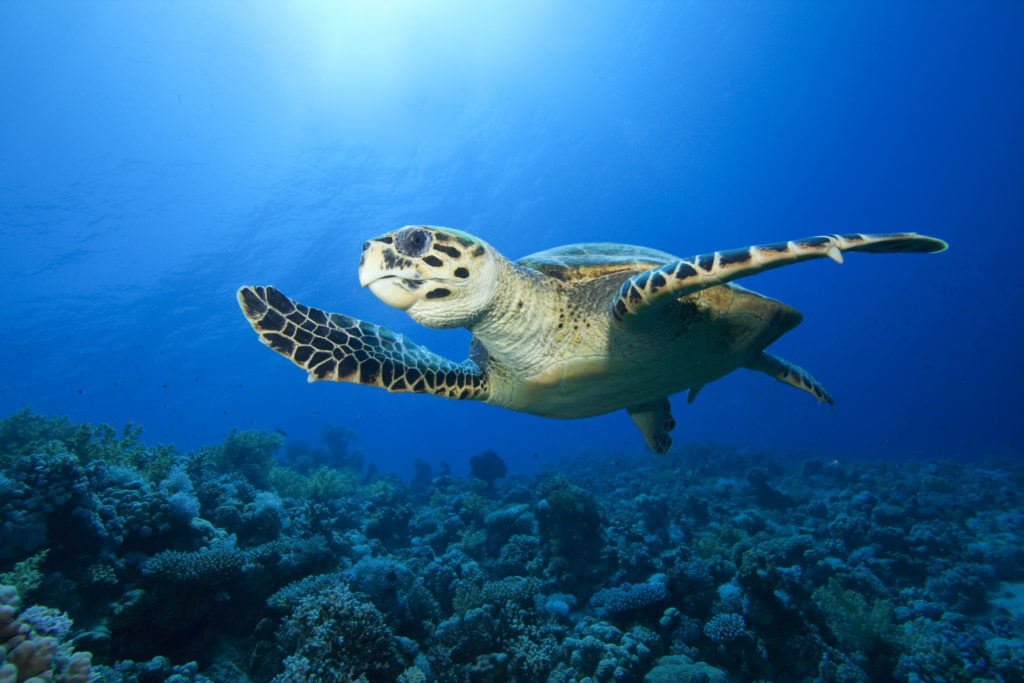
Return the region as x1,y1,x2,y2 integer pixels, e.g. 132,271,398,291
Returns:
237,1,553,104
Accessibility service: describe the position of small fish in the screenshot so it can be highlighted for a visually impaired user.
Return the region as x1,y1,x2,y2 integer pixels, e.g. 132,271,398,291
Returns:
274,427,287,437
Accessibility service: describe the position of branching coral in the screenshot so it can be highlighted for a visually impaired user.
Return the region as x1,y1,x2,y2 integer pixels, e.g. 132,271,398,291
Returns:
589,576,668,617
0,409,173,481
188,429,281,490
813,578,895,655
142,546,245,585
0,551,47,600
703,612,746,643
536,474,604,569
273,583,405,682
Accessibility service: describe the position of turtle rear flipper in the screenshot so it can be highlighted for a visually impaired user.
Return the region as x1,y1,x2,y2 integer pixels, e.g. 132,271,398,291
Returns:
612,232,948,322
744,351,834,405
627,398,676,454
238,286,489,400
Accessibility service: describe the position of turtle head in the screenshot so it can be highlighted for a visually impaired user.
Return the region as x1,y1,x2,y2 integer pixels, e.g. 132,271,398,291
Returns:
359,225,500,328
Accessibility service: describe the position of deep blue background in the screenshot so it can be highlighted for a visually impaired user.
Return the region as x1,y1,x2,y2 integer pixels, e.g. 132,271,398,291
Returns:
2,1,1021,477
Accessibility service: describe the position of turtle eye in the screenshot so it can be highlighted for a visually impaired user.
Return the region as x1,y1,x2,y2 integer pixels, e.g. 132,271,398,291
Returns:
395,227,432,257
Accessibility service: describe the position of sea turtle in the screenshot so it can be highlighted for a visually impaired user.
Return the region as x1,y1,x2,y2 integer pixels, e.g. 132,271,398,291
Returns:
238,226,946,453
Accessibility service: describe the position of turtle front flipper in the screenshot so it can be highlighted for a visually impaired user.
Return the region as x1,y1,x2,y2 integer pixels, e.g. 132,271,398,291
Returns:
744,351,834,405
627,398,676,454
612,232,947,322
238,286,489,400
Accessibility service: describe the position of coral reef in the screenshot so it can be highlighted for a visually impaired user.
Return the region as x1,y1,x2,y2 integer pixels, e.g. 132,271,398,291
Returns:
271,583,406,682
1,409,1023,681
0,585,92,683
469,450,507,490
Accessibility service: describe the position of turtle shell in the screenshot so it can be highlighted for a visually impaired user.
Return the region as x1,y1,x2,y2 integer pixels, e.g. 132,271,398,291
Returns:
516,242,678,283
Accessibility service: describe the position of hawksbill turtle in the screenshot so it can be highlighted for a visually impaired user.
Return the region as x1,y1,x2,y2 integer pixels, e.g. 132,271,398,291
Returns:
238,226,946,453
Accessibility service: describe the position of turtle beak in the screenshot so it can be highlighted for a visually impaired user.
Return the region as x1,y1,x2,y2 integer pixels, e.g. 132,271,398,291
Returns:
366,278,421,310
359,239,425,310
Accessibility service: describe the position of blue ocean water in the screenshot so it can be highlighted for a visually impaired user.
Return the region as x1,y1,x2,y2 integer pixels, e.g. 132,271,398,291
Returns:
1,3,1023,681
2,2,1021,476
